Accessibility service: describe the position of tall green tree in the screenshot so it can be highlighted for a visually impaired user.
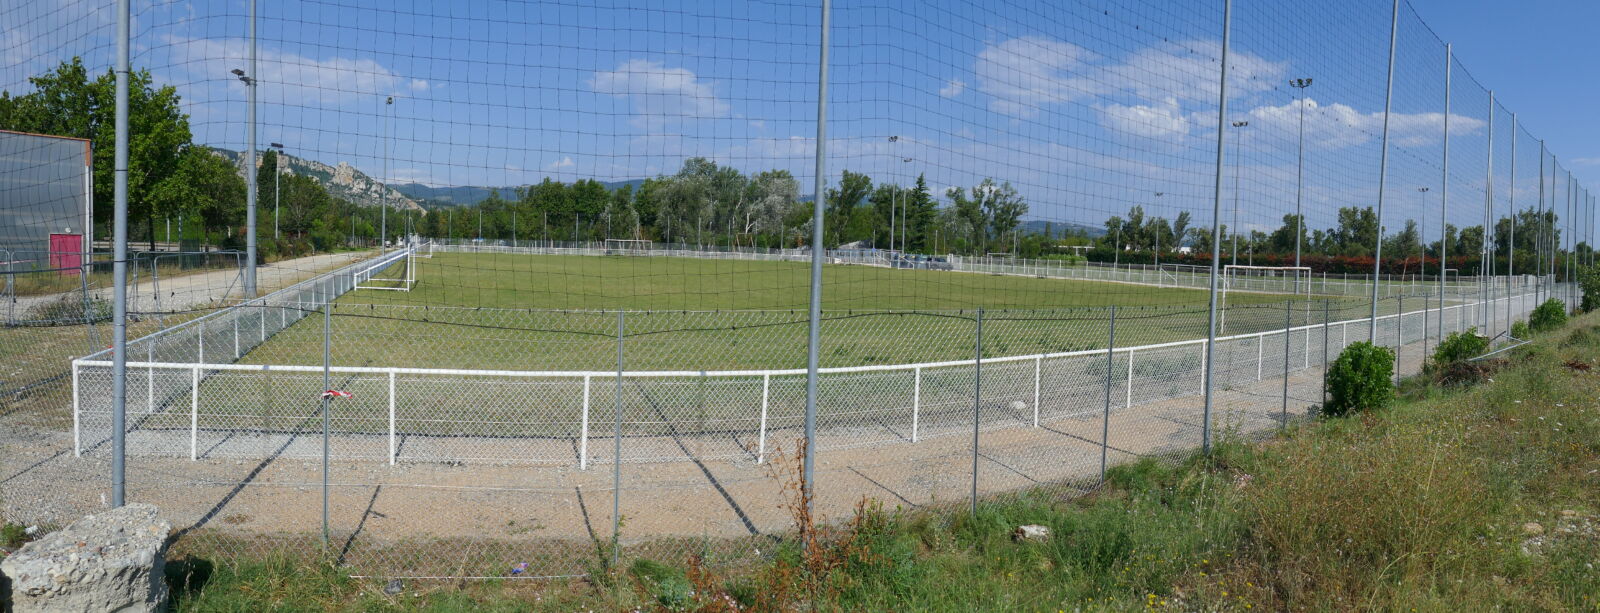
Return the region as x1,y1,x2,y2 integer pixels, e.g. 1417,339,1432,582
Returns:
825,170,872,247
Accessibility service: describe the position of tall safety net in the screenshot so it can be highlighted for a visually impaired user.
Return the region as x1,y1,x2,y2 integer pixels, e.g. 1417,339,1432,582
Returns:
1,0,1591,581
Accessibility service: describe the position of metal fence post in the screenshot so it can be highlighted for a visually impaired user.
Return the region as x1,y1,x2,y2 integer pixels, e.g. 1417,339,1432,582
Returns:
388,370,396,464
1100,306,1117,482
320,300,331,549
1281,300,1292,424
1322,299,1331,404
189,366,199,460
580,376,591,470
73,362,82,456
758,373,769,464
1032,355,1041,427
612,310,625,567
970,307,983,516
1125,348,1134,409
912,366,921,443
1395,294,1403,384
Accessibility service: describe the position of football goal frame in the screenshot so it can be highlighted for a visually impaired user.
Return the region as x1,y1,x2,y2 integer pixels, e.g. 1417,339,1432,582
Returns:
604,239,653,255
354,248,418,291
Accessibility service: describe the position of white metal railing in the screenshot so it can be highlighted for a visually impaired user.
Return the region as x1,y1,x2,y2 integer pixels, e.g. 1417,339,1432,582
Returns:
72,288,1545,466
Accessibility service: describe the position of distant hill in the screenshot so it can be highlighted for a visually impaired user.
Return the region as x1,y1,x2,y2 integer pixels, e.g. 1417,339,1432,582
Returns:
210,147,424,212
393,179,649,208
1022,219,1105,238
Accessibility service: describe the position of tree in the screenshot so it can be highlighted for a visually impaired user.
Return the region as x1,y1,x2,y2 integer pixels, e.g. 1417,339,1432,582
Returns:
1171,211,1191,250
983,180,1027,249
825,170,872,247
746,170,799,241
0,58,194,246
1333,206,1378,255
1268,213,1305,255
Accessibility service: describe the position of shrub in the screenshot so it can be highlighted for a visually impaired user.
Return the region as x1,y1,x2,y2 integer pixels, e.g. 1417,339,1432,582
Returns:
1323,342,1394,417
1431,327,1488,366
1530,298,1568,333
1510,320,1531,339
1580,264,1600,312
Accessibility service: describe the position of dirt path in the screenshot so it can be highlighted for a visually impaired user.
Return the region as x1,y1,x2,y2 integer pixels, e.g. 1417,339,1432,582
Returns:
9,251,374,318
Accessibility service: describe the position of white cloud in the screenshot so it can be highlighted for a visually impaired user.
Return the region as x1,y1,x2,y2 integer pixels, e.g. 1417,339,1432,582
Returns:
1244,97,1485,149
1571,157,1600,167
973,37,1284,118
545,156,575,171
409,79,429,91
590,59,729,127
1100,97,1190,139
160,35,415,103
749,120,766,130
939,78,967,98
975,36,1096,117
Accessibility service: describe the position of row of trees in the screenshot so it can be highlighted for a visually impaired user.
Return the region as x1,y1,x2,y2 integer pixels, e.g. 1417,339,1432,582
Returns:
1092,204,1578,275
413,158,1030,255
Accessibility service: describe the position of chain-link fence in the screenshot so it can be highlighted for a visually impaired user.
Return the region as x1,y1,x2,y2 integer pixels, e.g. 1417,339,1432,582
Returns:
3,0,1596,585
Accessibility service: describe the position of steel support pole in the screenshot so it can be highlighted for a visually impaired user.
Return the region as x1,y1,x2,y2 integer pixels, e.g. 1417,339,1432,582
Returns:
1281,299,1291,424
1293,83,1308,288
612,310,624,567
1200,0,1234,455
1369,0,1400,342
321,301,331,548
1482,92,1494,332
1438,44,1452,343
111,0,130,507
1538,142,1546,303
971,307,983,516
1100,306,1116,482
243,0,257,298
1507,114,1516,333
802,0,831,521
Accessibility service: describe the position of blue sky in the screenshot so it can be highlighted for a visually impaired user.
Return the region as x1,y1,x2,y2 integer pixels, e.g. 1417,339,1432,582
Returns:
1407,0,1600,190
2,0,1592,241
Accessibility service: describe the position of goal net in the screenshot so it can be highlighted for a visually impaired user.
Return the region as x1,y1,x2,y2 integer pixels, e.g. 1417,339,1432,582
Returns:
604,239,653,256
354,248,417,291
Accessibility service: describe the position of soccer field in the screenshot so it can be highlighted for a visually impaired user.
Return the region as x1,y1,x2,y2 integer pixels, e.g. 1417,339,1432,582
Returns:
237,252,1386,373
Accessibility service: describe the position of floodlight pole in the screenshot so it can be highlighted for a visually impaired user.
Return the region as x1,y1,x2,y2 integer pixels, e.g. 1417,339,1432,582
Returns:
111,0,130,507
243,0,257,298
1201,0,1233,455
1368,0,1399,343
1230,120,1248,267
1438,44,1451,342
382,96,392,252
803,0,831,519
1290,78,1313,294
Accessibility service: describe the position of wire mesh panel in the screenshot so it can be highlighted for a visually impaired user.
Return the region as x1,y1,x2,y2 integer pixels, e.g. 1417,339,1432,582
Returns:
3,0,1594,584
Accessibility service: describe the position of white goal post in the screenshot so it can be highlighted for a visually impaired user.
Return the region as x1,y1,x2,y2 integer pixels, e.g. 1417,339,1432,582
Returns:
604,239,653,255
355,248,418,291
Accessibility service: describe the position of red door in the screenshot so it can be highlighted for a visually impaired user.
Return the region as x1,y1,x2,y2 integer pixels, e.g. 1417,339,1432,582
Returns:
49,233,83,275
